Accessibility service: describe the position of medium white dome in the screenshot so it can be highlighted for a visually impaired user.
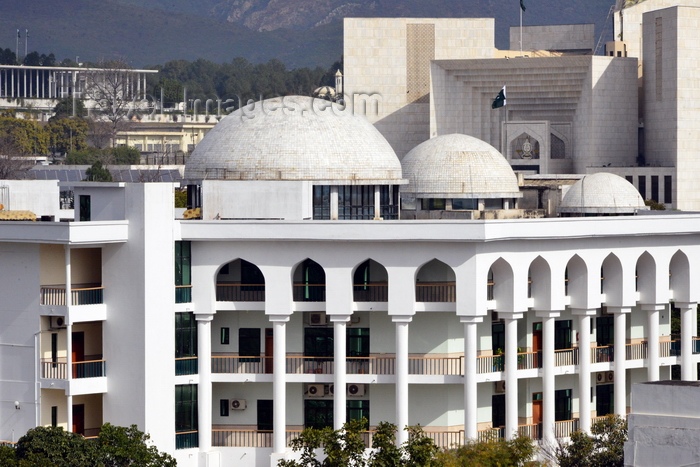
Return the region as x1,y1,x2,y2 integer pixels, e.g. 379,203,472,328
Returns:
185,95,403,185
559,172,648,214
401,134,521,198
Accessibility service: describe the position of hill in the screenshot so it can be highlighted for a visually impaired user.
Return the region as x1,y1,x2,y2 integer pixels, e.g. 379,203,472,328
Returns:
0,0,616,68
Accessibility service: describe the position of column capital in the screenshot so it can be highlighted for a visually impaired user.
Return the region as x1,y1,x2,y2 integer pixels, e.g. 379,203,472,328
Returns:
535,310,561,318
607,306,632,314
674,301,697,310
460,316,484,324
640,303,666,312
328,314,351,323
391,315,413,323
571,308,597,316
194,312,214,322
268,314,291,323
497,311,523,320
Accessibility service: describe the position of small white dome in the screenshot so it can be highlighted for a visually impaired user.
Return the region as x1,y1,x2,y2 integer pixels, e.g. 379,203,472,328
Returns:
185,95,404,185
559,172,648,214
401,134,521,198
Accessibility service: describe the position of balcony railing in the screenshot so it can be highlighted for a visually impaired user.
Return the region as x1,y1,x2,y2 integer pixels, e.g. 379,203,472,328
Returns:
216,283,265,302
353,283,388,302
40,358,106,379
40,285,104,306
175,285,192,303
293,284,326,302
175,431,199,450
477,427,503,442
626,342,648,360
212,355,271,374
518,424,541,440
517,352,539,370
477,355,504,373
415,282,456,302
409,356,463,375
694,337,700,354
554,419,579,439
347,356,394,375
175,356,198,375
660,339,681,357
554,348,578,366
592,345,614,363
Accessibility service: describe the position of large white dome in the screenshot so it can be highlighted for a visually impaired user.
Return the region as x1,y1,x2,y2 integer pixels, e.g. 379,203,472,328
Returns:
559,172,648,214
184,95,403,185
401,134,521,198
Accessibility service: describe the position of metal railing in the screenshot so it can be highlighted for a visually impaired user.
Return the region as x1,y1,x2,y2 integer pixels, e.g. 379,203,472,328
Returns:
347,356,394,375
554,419,579,439
40,285,104,306
212,355,271,374
175,356,198,375
517,352,539,370
554,348,578,366
409,356,463,375
592,345,614,363
415,282,456,302
660,339,680,357
175,431,199,450
293,284,326,302
353,283,388,302
40,358,105,379
626,342,648,360
477,355,504,373
175,285,192,303
518,424,541,440
216,283,265,302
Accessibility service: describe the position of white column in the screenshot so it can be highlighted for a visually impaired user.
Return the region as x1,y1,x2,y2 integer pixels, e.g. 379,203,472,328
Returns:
330,186,339,220
574,310,594,434
196,313,213,451
612,308,629,417
644,305,663,382
332,316,350,430
65,244,73,432
680,303,696,381
394,316,411,446
504,315,520,440
271,316,289,455
537,311,559,445
373,185,381,220
462,317,481,440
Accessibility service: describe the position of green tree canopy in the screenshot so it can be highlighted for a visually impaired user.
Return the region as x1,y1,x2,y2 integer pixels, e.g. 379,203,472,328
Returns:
555,414,627,467
52,97,87,119
47,117,89,155
0,115,49,155
85,161,113,182
95,423,176,467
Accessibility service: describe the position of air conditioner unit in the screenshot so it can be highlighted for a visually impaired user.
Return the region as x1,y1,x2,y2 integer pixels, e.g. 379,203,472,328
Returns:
231,399,247,410
606,371,614,383
309,313,327,326
596,372,610,384
49,316,66,329
347,384,365,397
307,384,325,397
494,381,506,394
329,384,334,395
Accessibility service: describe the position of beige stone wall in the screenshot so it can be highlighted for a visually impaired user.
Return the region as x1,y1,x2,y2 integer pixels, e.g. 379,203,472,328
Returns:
509,24,595,52
343,18,495,159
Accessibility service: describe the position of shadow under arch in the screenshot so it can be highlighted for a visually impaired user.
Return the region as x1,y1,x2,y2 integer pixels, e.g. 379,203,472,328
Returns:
353,258,388,302
415,258,456,302
216,258,266,302
528,256,552,311
489,257,514,312
601,253,623,306
292,258,326,302
565,255,587,309
636,251,657,304
670,250,691,302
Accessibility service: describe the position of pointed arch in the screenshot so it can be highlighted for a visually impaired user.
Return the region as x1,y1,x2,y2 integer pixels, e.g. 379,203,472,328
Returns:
601,253,623,306
292,258,326,302
636,251,657,304
670,250,691,302
353,258,388,302
565,255,588,309
489,258,514,312
216,258,265,302
415,259,456,302
529,256,552,310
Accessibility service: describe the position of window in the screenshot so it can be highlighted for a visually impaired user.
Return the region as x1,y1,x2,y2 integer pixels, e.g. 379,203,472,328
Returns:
258,400,273,431
347,328,370,358
51,333,58,367
484,199,503,210
79,195,91,221
338,185,375,220
175,312,197,375
239,328,261,362
305,399,333,429
638,176,647,199
221,327,230,345
313,185,331,219
347,400,369,423
492,321,505,354
421,198,445,210
51,406,58,427
175,384,198,448
175,241,191,303
452,198,478,210
554,320,572,350
220,399,229,417
304,327,334,358
664,175,673,204
597,316,614,346
651,175,659,202
555,389,572,421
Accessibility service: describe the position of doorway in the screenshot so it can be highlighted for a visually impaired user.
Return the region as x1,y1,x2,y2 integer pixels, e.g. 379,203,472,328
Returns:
532,323,542,368
265,328,273,374
532,392,543,439
72,404,85,435
72,332,84,378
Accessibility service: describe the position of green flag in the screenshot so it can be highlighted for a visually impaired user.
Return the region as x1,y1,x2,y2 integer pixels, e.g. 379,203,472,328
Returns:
520,0,526,11
492,86,506,109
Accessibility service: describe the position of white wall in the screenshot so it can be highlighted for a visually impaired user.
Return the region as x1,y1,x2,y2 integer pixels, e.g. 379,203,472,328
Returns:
202,180,312,221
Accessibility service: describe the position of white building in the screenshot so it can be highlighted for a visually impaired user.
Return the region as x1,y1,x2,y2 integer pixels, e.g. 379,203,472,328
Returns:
0,95,698,467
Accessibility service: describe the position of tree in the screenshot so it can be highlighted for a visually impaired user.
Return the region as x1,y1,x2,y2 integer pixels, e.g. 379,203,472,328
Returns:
554,414,627,467
85,161,113,182
95,423,176,467
14,426,98,467
47,117,89,155
436,436,537,467
53,97,87,119
0,115,49,155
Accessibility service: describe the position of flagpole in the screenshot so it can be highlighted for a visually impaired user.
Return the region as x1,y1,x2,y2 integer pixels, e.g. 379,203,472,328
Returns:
520,6,523,55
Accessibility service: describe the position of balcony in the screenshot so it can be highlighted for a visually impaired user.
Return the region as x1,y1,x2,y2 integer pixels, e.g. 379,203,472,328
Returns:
592,345,614,363
555,348,578,366
175,356,198,375
293,284,326,302
216,283,265,302
41,357,106,379
660,339,681,357
175,431,199,449
40,284,104,306
353,283,388,302
626,342,648,360
415,282,456,302
477,354,504,373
